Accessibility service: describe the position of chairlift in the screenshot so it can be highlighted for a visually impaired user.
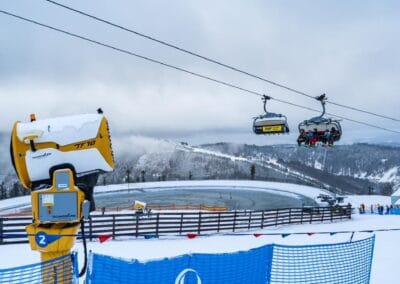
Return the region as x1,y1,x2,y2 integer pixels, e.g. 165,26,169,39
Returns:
253,95,289,135
297,94,342,146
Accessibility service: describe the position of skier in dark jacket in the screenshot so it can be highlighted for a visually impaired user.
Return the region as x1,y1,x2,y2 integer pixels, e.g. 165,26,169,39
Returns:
329,127,337,146
297,129,307,146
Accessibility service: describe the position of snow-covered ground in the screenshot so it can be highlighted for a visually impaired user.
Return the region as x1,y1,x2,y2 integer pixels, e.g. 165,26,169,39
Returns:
0,213,398,283
0,195,30,213
0,182,396,283
344,195,392,208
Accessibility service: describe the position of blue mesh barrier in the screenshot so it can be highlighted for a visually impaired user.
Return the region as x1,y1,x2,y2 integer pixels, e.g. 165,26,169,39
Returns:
270,236,375,284
0,252,78,284
85,236,374,284
86,245,272,284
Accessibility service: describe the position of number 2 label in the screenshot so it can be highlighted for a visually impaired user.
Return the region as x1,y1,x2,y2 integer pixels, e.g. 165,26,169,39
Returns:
38,234,46,245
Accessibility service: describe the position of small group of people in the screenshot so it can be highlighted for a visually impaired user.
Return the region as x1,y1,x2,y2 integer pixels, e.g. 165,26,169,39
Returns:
297,127,338,147
359,203,393,215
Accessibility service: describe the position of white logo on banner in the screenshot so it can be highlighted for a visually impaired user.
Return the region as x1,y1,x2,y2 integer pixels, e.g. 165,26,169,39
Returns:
175,268,202,284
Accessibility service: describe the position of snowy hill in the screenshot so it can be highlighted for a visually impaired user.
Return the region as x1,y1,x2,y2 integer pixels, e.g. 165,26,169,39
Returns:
200,142,400,195
102,139,348,194
0,133,399,198
104,140,398,195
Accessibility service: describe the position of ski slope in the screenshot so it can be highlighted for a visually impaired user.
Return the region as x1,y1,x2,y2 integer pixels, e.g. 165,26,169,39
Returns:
178,143,332,188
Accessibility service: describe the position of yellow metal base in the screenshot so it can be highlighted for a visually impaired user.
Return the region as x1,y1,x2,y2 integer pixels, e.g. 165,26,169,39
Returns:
26,223,79,252
26,223,80,283
41,250,73,284
40,250,70,262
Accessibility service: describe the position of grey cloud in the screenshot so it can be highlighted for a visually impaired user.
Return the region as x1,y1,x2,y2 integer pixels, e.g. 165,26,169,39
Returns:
0,0,399,144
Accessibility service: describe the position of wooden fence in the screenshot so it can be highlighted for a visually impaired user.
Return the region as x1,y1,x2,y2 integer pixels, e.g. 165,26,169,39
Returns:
0,205,351,245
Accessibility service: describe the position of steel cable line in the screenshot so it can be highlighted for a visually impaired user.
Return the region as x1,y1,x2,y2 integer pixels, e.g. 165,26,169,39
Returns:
1,9,400,134
43,0,400,123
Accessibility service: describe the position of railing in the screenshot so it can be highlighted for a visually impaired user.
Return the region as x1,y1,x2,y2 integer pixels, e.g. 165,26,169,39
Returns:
0,205,351,245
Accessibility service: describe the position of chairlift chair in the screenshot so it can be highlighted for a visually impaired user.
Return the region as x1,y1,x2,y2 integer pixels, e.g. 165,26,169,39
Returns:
253,95,289,135
297,94,342,145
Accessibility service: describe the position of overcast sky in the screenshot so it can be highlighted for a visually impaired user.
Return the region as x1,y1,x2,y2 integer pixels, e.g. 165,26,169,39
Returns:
1,0,399,145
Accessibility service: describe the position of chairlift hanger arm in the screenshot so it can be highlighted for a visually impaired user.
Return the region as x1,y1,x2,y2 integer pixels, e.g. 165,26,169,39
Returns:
316,94,327,118
262,95,271,114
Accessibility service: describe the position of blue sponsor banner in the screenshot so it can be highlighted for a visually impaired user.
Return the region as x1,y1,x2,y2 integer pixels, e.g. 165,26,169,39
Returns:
86,245,273,284
86,253,191,284
189,245,272,284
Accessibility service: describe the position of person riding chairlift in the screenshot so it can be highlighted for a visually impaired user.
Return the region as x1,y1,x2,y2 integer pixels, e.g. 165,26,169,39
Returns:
297,129,307,146
329,127,337,146
309,128,318,146
323,129,331,145
305,131,314,146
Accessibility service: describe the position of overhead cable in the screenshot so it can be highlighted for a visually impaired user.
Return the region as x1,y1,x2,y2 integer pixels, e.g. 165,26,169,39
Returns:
1,9,400,134
43,0,400,123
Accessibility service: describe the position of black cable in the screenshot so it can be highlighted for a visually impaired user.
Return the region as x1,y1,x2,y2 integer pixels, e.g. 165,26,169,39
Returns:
270,97,400,134
1,9,400,134
43,0,400,123
78,219,87,278
0,10,261,96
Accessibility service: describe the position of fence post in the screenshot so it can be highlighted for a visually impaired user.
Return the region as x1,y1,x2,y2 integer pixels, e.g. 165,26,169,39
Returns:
330,207,333,222
348,204,352,219
300,208,304,224
248,211,252,230
233,211,237,232
217,212,221,233
156,213,160,236
275,209,279,226
197,212,202,234
310,209,313,224
89,217,93,241
112,215,116,240
261,210,265,229
288,208,292,224
135,214,139,238
179,213,183,235
0,218,3,245
321,207,325,222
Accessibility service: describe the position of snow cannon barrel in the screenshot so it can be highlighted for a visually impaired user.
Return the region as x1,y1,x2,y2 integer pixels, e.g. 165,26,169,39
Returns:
10,112,114,190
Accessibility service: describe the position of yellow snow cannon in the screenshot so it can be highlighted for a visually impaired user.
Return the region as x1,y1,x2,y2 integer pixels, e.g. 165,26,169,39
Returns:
10,111,114,190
